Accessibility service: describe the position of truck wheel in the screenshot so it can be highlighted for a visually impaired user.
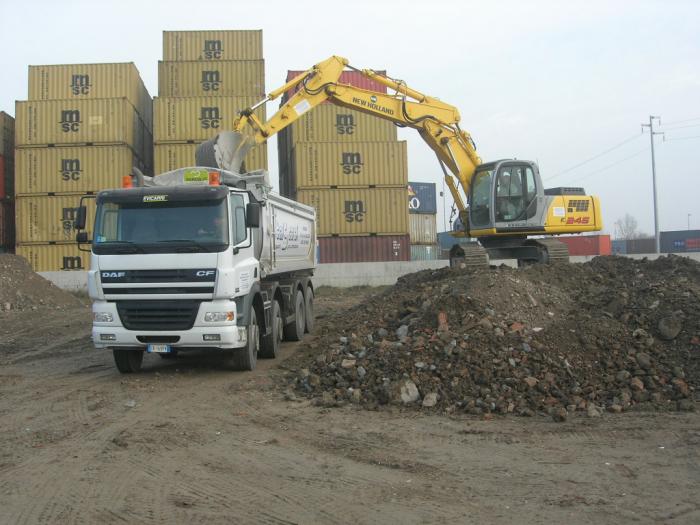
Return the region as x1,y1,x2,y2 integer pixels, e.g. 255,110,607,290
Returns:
304,287,314,333
283,289,305,342
260,300,282,359
232,307,258,371
113,348,144,373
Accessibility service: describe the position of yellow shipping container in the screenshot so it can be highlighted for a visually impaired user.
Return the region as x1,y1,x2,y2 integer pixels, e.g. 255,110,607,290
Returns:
297,187,408,236
154,142,267,174
285,105,398,144
1,111,14,157
15,98,150,163
28,63,153,130
288,141,407,189
16,243,88,272
163,30,263,61
16,194,96,243
15,145,143,195
158,60,265,97
408,213,438,245
153,96,264,142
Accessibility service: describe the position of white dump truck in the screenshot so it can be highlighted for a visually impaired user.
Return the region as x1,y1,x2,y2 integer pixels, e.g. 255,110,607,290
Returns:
75,165,316,373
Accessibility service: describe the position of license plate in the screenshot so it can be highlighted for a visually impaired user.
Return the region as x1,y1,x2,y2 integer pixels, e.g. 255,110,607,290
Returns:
147,344,171,354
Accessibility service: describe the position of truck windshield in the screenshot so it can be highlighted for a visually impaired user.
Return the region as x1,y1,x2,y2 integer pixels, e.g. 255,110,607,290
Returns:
92,199,229,254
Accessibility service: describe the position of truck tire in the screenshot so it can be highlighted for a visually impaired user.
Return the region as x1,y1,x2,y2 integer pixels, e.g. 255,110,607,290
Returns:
232,307,258,371
259,300,282,359
113,348,144,373
283,289,305,342
304,287,314,334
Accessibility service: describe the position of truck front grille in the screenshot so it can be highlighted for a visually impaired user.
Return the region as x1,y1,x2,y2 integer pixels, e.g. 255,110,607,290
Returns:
116,301,200,331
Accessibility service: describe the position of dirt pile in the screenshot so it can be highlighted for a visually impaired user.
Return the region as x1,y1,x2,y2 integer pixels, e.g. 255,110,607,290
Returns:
0,254,85,312
294,255,699,417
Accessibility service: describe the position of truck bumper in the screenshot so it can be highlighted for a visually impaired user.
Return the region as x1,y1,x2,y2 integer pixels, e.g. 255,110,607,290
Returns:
91,300,247,350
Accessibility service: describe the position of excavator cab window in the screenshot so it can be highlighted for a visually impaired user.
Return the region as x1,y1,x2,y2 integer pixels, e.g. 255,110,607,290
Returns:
495,164,537,222
469,168,493,228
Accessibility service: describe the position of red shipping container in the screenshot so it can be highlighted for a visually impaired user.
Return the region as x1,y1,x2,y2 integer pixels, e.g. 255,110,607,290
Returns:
319,235,410,263
556,234,611,256
283,70,388,102
0,200,15,250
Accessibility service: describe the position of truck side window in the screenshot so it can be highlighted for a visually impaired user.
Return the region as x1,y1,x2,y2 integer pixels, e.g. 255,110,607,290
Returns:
230,194,247,245
525,167,536,200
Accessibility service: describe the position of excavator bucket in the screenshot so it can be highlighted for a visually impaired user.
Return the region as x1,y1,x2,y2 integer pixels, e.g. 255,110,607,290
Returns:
195,131,254,174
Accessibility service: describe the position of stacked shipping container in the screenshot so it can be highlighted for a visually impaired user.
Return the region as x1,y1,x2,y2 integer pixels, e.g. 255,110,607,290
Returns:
407,181,439,260
278,71,409,263
0,111,14,251
154,30,267,173
14,62,152,271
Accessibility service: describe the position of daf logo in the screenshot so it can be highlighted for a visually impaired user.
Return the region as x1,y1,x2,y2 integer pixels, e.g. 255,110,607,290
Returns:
102,271,126,278
370,95,377,103
196,270,216,277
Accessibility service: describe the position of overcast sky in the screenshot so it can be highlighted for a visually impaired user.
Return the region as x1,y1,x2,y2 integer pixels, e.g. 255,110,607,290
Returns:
1,0,698,235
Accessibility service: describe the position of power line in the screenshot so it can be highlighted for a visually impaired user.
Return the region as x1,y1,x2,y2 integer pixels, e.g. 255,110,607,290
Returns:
545,133,643,181
563,147,649,184
659,116,700,126
658,122,700,131
667,134,700,142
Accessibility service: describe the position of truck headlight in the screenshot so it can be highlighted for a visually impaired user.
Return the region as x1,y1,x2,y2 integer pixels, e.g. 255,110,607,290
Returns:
94,312,114,323
204,312,235,322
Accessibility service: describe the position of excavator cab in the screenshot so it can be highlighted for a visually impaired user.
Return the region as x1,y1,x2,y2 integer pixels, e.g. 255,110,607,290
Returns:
467,160,545,236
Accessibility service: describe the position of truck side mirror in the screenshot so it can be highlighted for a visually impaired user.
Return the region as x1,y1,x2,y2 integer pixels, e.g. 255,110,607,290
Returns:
245,202,261,228
74,206,87,230
76,231,89,243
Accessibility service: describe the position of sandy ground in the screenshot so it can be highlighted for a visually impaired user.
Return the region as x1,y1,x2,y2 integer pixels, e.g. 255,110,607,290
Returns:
0,287,698,524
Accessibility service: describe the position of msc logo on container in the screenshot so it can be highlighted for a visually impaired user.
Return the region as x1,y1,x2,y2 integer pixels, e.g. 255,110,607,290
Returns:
335,114,355,135
70,74,91,95
60,158,82,181
60,110,81,132
203,40,223,59
62,256,84,270
199,107,221,129
341,152,363,175
344,200,365,223
61,207,80,236
201,70,221,91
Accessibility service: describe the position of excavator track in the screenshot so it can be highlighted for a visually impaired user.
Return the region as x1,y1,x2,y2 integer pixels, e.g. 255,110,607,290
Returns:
450,243,489,269
532,238,570,264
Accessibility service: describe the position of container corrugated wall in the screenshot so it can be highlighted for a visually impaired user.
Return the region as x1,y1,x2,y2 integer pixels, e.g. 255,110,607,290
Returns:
410,244,440,261
409,214,437,245
15,98,150,163
15,145,143,194
408,181,437,214
318,235,409,263
1,111,14,157
297,187,408,236
153,96,264,143
158,60,265,97
289,142,407,188
0,200,15,250
163,30,263,61
15,243,88,271
611,239,627,255
154,142,267,174
15,194,96,243
28,63,153,129
556,234,611,256
660,230,700,253
626,238,656,254
284,105,397,143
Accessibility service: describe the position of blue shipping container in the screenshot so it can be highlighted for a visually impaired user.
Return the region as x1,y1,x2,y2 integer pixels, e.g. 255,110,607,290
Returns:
660,230,700,253
611,239,627,255
408,181,437,214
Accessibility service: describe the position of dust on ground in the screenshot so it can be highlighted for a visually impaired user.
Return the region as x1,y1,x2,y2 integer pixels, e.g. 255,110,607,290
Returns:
0,254,699,524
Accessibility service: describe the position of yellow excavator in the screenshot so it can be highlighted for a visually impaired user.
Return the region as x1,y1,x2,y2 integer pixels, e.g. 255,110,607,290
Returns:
196,56,602,265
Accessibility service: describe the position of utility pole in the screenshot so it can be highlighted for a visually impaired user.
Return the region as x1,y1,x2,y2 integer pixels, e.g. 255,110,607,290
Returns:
689,213,692,231
641,116,664,253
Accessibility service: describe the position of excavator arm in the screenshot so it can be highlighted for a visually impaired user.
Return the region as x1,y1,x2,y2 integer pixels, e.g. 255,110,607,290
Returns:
226,55,481,211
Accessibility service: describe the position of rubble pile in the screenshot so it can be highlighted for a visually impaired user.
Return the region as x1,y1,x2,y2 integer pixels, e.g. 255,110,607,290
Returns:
295,255,699,418
0,254,85,312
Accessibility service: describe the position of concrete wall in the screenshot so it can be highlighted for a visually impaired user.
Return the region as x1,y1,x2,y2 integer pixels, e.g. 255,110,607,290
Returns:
38,252,700,291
